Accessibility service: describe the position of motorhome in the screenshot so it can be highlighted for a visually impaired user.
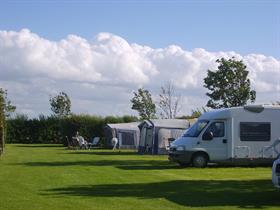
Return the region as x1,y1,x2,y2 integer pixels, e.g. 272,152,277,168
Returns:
169,105,280,167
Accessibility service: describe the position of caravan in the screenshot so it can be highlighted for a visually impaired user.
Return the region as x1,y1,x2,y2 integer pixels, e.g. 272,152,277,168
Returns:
169,105,280,167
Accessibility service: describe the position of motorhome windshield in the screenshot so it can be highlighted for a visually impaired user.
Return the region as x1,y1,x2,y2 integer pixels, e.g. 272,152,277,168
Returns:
183,120,209,137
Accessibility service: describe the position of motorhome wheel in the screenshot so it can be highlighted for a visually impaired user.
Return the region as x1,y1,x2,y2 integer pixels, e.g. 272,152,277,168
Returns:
192,153,208,168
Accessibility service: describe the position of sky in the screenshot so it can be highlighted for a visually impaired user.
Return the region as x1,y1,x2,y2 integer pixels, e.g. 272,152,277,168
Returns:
0,0,279,118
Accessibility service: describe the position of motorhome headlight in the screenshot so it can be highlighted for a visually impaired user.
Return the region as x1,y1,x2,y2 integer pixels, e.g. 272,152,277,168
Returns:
176,145,185,151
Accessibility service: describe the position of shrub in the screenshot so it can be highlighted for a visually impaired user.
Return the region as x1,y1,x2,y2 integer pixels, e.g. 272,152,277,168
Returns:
6,114,138,145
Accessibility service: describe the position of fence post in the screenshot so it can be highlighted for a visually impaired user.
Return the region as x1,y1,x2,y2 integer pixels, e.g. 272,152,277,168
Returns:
0,125,3,155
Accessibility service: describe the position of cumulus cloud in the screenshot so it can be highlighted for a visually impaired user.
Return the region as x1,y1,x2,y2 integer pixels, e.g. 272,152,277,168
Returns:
0,29,279,117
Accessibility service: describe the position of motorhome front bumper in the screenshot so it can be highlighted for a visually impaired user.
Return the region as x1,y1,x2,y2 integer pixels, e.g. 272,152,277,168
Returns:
168,151,194,165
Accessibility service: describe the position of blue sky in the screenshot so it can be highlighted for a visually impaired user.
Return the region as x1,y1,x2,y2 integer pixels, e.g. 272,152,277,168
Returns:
0,0,279,58
0,0,279,117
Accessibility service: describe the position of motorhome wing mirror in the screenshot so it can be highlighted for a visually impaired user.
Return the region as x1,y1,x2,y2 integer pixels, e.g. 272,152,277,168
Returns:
168,138,175,144
168,138,175,143
203,131,213,140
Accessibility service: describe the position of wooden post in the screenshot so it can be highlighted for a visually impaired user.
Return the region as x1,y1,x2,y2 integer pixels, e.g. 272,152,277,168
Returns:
0,125,3,155
0,91,5,155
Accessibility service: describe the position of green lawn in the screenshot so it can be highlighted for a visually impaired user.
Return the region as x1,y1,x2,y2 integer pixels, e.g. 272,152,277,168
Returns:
0,144,279,210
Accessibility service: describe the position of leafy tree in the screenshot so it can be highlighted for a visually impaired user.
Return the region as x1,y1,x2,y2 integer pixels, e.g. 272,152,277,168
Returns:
204,57,256,109
49,92,71,118
190,107,208,118
131,88,156,120
0,88,16,154
177,107,208,119
158,81,181,119
0,88,16,117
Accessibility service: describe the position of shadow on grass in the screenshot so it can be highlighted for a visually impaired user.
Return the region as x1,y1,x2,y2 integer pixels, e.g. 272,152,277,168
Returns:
44,180,280,208
15,144,63,148
18,159,178,170
18,159,272,170
66,151,137,156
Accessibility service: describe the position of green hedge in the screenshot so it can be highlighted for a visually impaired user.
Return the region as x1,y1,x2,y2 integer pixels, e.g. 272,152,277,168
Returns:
6,114,138,145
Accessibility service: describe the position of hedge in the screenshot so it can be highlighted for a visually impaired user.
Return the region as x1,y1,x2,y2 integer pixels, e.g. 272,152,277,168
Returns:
6,114,138,145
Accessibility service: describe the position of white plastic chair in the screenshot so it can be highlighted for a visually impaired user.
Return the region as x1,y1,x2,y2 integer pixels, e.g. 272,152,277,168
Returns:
77,136,88,149
112,137,118,150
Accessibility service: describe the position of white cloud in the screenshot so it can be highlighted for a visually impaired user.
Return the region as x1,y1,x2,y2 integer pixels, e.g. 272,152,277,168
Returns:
0,29,279,117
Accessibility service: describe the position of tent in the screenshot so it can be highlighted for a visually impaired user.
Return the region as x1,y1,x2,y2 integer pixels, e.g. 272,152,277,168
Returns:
104,122,140,149
138,119,190,155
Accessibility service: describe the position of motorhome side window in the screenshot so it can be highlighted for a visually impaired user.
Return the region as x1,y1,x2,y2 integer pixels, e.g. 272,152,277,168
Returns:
202,122,225,140
240,122,271,141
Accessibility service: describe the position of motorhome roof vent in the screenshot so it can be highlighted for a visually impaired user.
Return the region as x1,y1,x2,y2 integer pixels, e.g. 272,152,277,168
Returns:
244,105,264,113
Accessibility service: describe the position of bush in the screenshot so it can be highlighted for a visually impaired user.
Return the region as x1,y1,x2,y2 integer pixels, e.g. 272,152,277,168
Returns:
6,114,138,145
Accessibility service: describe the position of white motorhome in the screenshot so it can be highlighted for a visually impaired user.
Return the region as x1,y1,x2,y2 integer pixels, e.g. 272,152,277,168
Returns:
169,105,280,167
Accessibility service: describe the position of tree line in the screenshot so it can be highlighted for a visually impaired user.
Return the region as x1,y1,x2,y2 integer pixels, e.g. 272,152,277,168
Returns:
6,114,137,145
131,57,256,119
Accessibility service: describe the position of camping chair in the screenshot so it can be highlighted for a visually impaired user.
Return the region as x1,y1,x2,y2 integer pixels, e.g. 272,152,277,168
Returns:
71,137,80,149
77,136,88,150
88,137,100,149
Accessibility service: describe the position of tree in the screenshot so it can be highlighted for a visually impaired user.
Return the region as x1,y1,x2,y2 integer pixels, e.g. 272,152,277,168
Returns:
0,88,16,155
177,107,208,119
204,57,256,109
49,92,71,118
189,107,208,118
0,88,16,117
158,81,181,119
131,88,156,120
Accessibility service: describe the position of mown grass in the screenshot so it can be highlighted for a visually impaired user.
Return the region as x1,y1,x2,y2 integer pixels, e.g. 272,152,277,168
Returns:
0,144,279,210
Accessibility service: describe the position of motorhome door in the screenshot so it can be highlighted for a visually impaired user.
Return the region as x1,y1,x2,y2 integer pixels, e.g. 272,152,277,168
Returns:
200,121,228,160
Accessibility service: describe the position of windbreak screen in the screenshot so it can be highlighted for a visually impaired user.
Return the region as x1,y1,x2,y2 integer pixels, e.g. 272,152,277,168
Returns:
120,132,135,145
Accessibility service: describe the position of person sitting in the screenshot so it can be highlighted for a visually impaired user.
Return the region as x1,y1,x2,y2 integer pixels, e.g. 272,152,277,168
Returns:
76,131,88,149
